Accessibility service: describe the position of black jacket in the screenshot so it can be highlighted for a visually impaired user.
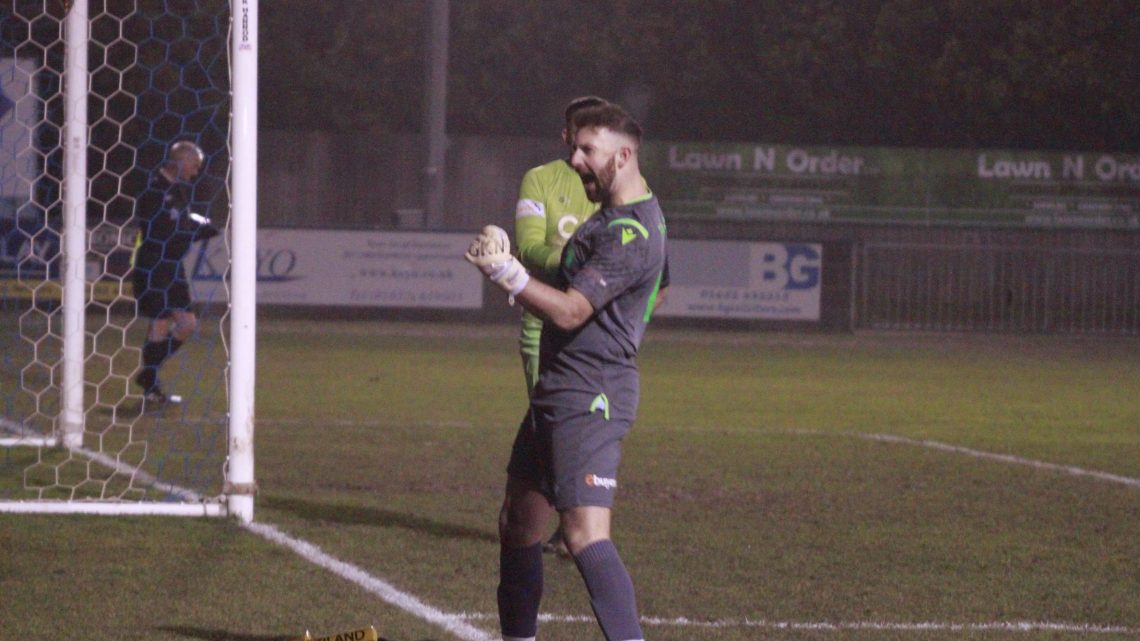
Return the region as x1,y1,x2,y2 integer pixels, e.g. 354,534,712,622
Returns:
132,172,219,284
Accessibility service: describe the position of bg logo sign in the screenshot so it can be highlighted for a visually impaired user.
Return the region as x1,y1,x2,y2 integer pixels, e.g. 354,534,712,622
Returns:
750,243,820,291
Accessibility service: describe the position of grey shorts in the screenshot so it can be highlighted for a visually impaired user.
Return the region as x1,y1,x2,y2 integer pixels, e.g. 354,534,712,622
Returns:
507,382,638,510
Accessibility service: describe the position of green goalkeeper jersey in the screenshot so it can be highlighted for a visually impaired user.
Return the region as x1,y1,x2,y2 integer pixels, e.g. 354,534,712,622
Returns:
514,158,599,284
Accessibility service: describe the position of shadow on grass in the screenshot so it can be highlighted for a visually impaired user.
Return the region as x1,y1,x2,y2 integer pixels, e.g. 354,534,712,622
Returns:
156,627,291,641
262,495,498,544
158,627,437,641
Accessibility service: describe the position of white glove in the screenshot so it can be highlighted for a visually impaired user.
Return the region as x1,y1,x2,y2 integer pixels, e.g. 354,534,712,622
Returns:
188,211,212,226
464,225,530,297
484,256,530,297
464,225,511,266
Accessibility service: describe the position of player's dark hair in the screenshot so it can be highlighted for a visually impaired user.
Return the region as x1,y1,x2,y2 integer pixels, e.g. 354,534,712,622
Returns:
564,95,608,124
572,103,643,145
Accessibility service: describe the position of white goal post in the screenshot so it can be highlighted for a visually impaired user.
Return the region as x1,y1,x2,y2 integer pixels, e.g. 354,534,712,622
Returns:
0,0,257,522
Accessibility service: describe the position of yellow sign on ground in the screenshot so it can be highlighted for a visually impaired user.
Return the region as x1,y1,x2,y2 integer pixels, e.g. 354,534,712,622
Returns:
298,625,381,641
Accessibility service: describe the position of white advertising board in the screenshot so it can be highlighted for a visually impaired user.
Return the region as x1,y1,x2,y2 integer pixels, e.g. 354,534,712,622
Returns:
182,230,820,319
656,240,822,321
187,229,482,308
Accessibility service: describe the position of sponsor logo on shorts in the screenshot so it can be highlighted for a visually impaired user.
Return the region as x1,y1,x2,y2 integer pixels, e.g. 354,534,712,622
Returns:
584,474,617,489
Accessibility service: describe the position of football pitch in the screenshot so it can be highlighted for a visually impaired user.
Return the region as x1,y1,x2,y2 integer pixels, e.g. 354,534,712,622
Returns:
2,318,1138,641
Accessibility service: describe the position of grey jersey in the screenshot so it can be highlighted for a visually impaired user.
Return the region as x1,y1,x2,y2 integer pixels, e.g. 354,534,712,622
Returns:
535,194,668,399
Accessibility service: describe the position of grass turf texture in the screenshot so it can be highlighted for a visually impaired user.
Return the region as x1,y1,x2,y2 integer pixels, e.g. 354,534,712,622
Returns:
1,318,1137,641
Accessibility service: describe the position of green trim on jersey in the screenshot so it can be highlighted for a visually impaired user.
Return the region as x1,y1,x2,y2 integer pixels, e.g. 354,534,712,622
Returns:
643,269,665,323
562,245,576,269
622,191,654,206
606,217,650,242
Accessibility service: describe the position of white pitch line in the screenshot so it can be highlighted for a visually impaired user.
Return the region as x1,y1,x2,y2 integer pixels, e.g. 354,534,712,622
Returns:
218,423,1140,638
78,448,208,501
259,417,1140,491
0,417,206,501
259,417,475,430
0,417,53,442
856,432,1140,489
10,416,1136,637
455,612,1140,634
243,521,496,641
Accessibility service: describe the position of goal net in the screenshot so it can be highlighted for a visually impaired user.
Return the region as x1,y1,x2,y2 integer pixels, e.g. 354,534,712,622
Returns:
0,0,256,520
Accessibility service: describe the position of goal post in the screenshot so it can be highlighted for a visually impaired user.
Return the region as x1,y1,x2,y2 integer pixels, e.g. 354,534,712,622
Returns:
61,0,90,452
0,0,257,522
227,0,258,524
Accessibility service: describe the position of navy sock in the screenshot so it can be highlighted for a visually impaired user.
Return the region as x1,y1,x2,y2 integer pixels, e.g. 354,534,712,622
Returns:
497,542,543,639
573,539,644,641
137,338,184,392
138,340,166,391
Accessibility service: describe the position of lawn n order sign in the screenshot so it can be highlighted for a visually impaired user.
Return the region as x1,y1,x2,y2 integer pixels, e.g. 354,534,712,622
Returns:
642,141,1140,230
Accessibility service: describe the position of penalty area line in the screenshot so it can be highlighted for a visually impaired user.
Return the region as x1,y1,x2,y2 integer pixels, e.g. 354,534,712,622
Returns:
243,521,496,641
666,425,1139,490
237,423,1137,639
856,432,1140,489
456,612,1140,634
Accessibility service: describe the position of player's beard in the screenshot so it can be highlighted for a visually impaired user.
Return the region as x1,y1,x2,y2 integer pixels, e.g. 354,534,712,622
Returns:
581,155,618,204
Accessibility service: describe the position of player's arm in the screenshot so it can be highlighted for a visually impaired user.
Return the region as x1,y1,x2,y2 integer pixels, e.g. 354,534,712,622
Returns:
129,188,164,267
133,188,162,225
188,211,220,241
515,209,555,272
514,170,558,274
515,280,594,331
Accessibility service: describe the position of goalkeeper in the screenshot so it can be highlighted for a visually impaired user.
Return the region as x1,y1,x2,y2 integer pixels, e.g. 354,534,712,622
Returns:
514,95,607,556
466,102,668,641
515,95,606,391
130,140,219,405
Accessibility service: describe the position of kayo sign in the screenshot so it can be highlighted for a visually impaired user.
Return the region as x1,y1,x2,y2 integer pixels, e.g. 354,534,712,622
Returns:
187,229,482,309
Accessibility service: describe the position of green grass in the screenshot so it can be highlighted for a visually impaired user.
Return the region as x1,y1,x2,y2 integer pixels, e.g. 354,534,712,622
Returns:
2,318,1139,641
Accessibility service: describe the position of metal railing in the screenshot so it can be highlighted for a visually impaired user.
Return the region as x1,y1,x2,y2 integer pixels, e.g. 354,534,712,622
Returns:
857,243,1140,334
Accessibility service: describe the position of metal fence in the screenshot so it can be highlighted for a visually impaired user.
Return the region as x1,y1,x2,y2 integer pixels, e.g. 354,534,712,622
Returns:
857,242,1140,334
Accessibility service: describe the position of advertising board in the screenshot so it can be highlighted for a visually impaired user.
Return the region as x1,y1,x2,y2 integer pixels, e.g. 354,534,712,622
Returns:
642,142,1140,229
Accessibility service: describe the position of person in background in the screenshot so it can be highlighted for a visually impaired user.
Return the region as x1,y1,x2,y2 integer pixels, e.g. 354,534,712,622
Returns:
130,140,219,405
513,95,608,556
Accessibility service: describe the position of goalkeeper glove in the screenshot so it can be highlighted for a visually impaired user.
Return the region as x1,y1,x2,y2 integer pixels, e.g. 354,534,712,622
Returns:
189,212,220,241
465,225,530,298
483,256,529,297
464,225,511,266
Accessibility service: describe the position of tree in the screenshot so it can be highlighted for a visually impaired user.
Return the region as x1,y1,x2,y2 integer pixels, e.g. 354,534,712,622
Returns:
257,0,1140,152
